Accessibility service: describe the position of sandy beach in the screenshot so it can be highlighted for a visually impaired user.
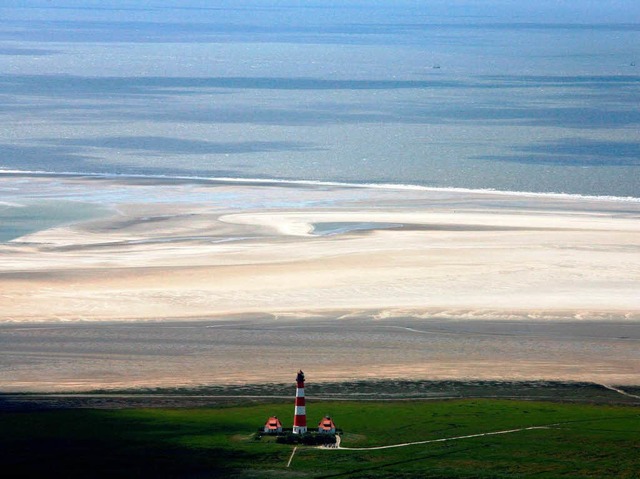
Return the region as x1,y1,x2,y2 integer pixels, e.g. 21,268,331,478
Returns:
2,175,639,323
1,174,639,389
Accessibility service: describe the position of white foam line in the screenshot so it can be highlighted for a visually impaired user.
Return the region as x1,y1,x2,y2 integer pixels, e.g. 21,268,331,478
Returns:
1,168,639,203
599,384,640,400
0,200,25,207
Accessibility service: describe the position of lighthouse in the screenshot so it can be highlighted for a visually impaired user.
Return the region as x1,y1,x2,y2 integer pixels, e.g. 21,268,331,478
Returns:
292,370,307,434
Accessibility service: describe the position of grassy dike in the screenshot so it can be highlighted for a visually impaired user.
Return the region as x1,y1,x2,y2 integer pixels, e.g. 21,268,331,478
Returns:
2,399,639,478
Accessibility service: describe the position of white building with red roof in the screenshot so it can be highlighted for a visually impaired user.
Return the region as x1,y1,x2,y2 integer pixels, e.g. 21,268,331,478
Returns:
317,416,336,434
263,416,283,434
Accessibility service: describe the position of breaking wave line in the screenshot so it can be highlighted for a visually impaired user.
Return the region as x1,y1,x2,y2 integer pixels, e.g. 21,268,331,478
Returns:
1,168,639,203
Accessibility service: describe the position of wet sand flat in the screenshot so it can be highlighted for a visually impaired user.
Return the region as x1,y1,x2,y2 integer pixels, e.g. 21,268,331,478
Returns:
1,175,639,389
1,316,638,392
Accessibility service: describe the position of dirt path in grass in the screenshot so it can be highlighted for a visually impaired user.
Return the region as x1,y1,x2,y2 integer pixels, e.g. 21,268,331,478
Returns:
330,424,556,451
286,447,298,467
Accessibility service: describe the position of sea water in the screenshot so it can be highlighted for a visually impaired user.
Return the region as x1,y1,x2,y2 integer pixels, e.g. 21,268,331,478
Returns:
0,201,110,242
0,1,639,197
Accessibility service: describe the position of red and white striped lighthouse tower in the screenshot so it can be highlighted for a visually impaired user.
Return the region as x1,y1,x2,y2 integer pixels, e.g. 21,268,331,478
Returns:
292,370,307,434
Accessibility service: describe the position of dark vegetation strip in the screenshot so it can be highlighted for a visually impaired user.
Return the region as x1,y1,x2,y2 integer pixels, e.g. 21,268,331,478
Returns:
2,380,639,411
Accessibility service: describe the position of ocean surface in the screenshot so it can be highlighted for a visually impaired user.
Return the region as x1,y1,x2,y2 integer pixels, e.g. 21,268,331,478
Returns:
0,200,108,242
1,1,639,197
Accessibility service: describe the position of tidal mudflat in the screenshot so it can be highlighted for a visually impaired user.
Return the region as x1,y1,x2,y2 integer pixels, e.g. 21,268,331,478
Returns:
1,316,639,392
1,174,639,391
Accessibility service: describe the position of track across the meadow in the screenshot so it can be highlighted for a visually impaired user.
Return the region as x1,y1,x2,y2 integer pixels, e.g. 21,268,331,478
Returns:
328,424,557,451
286,446,298,467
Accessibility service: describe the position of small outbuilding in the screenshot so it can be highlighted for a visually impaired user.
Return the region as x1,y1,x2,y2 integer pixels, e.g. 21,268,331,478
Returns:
264,416,283,434
317,416,336,434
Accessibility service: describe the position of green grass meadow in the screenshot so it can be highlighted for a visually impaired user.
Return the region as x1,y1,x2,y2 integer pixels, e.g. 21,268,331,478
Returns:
2,399,639,478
